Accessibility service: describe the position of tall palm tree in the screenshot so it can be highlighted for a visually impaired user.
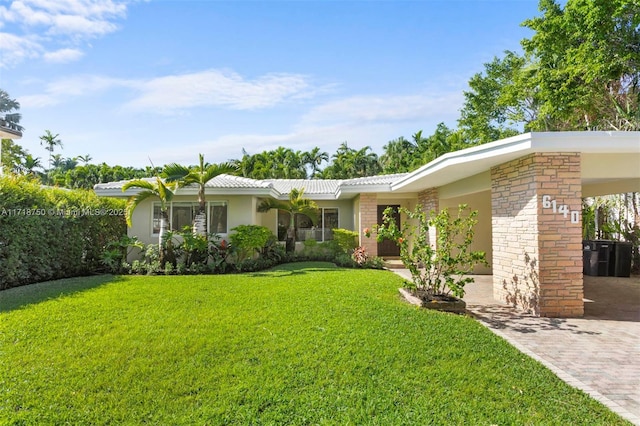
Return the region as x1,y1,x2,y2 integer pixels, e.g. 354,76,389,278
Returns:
257,188,319,252
39,130,62,184
123,177,177,267
163,154,237,235
303,147,329,178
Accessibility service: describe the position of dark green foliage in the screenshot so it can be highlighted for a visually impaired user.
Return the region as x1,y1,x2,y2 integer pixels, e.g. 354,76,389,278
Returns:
100,235,144,274
229,225,274,262
331,228,358,254
0,175,126,289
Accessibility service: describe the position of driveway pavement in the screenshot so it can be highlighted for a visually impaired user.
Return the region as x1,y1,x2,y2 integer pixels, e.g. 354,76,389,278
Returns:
391,270,640,425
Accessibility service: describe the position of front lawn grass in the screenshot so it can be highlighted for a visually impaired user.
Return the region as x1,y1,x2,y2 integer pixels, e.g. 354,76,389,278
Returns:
0,262,629,425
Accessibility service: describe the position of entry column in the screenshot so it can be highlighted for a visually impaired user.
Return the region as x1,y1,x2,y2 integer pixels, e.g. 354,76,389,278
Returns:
418,188,439,249
491,153,583,317
359,193,378,257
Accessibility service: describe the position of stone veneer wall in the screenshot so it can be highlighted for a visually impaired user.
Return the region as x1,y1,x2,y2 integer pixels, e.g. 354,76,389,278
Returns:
418,188,439,249
491,153,583,317
359,193,378,257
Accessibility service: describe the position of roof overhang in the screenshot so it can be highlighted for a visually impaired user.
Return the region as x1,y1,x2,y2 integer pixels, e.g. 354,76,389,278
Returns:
391,131,640,193
0,126,22,139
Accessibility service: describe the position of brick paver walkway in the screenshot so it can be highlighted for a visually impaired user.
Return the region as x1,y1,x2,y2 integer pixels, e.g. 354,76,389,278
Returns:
391,270,640,425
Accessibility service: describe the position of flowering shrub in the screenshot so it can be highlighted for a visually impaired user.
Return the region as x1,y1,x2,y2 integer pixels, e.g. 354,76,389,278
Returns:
376,204,487,298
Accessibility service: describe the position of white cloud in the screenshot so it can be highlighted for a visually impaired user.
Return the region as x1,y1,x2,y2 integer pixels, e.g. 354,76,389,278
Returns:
124,70,322,113
43,47,84,63
19,74,131,107
301,92,464,127
0,32,41,67
0,0,132,67
19,70,323,113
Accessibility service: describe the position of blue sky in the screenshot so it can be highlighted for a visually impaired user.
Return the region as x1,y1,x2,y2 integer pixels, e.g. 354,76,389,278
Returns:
1,0,539,168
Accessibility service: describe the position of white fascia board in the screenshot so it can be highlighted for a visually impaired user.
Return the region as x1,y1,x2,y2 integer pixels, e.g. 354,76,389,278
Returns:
391,133,535,192
336,184,394,199
274,193,337,201
390,131,640,193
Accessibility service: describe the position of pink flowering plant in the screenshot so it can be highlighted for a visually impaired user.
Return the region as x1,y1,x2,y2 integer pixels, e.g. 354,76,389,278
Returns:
376,204,487,298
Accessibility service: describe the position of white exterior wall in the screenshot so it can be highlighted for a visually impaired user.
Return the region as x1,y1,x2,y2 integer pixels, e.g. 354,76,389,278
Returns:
127,194,259,246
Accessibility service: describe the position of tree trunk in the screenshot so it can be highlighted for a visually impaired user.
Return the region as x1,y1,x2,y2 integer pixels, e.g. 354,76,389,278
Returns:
193,211,207,236
159,212,168,267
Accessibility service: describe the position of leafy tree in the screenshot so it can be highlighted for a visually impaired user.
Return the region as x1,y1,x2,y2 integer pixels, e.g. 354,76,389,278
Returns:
123,177,177,267
257,188,319,252
458,52,528,144
459,0,640,136
163,154,237,235
522,0,640,130
1,139,27,174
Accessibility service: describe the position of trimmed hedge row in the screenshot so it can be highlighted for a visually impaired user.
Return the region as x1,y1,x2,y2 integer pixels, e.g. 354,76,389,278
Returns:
0,175,126,290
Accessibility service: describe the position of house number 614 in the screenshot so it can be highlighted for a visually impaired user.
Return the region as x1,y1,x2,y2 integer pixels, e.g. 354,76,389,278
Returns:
542,195,580,224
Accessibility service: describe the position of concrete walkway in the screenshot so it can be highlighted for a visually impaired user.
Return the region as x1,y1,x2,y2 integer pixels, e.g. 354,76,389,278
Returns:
391,270,640,425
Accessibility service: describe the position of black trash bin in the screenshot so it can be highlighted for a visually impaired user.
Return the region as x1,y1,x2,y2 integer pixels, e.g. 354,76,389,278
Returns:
583,240,614,276
610,241,633,278
583,244,599,276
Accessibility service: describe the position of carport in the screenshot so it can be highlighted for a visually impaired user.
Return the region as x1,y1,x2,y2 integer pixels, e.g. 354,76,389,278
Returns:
390,131,640,317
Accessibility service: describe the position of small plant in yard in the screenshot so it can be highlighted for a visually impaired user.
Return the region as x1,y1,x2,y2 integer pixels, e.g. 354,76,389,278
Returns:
376,203,487,299
100,235,144,274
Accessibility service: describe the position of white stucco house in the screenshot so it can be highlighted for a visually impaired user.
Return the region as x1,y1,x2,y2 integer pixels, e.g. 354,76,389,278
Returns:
95,131,640,318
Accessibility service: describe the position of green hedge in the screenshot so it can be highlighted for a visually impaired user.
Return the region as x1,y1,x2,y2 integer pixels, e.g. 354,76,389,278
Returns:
0,175,126,289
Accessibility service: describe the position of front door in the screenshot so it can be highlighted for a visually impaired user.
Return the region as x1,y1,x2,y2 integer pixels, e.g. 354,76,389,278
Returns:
377,205,400,257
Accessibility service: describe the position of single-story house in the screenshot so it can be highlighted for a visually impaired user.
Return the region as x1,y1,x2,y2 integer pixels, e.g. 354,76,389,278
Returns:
95,131,640,318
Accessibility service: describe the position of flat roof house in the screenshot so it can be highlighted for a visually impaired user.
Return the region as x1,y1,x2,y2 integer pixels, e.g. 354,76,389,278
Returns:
95,131,640,318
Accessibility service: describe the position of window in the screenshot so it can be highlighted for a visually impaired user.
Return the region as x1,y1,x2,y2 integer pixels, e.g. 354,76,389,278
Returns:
152,203,162,234
322,208,339,241
172,203,198,232
209,202,228,234
277,207,339,242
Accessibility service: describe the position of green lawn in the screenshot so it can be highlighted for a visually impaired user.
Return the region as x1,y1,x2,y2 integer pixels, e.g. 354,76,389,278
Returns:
0,263,629,425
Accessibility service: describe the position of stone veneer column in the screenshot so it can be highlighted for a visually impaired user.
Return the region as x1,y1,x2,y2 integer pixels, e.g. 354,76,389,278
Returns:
359,193,378,257
491,153,583,317
418,188,439,248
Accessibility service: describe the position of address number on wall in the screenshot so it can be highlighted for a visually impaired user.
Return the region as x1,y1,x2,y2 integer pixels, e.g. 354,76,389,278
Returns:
542,195,580,224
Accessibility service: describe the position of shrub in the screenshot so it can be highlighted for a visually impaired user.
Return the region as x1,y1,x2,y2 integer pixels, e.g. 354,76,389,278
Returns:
0,174,126,289
229,225,274,262
331,228,358,254
376,204,488,298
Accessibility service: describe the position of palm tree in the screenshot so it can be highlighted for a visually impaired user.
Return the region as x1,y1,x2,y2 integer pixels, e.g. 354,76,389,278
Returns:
39,130,62,184
22,154,42,177
76,154,92,165
163,154,237,235
303,147,329,178
123,177,177,267
257,188,319,252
